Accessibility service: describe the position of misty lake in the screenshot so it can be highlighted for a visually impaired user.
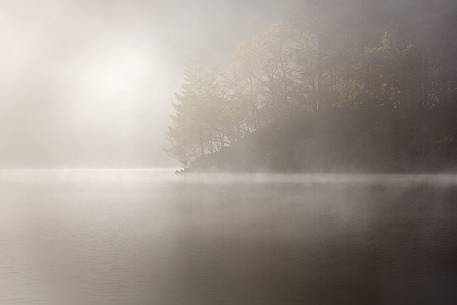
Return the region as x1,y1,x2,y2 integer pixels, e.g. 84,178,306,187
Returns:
1,169,456,305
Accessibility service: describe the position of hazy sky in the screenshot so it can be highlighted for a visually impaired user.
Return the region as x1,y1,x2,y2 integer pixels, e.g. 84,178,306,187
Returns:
0,0,300,168
1,0,454,168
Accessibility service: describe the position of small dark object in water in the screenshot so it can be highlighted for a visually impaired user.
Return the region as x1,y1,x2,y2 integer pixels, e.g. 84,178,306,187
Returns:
175,168,190,176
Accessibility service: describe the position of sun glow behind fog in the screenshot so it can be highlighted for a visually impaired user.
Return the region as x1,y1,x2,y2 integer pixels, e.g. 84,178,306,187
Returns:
84,47,152,97
63,43,172,129
0,0,311,167
49,42,178,167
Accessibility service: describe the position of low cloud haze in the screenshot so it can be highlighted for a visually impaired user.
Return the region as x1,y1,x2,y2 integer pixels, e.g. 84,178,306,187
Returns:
0,0,298,168
0,0,455,168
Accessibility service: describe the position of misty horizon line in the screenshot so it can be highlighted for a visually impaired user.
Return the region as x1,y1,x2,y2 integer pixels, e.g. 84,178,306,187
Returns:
0,167,178,170
1,168,457,175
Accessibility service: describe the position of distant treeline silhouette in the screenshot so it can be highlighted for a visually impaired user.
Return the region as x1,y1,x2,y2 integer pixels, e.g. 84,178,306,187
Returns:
167,6,457,172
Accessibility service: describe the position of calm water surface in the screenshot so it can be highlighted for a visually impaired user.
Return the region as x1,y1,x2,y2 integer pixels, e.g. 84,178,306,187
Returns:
1,170,456,305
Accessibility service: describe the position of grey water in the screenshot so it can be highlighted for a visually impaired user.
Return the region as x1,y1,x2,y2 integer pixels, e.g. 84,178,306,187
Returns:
1,169,456,305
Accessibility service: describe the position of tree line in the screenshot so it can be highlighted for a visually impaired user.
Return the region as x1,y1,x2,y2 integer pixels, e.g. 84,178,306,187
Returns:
167,17,457,172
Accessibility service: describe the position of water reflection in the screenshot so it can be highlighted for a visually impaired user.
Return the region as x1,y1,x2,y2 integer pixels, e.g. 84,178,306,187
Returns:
1,170,456,305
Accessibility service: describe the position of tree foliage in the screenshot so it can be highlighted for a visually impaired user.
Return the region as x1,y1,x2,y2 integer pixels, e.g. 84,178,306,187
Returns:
167,21,457,171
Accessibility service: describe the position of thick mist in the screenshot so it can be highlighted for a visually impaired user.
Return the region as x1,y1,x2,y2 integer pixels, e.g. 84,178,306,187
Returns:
2,0,455,168
1,170,457,305
0,0,302,168
1,1,457,305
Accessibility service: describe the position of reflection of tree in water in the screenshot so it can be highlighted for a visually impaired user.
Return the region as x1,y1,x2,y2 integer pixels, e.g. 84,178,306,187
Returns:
164,183,457,305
